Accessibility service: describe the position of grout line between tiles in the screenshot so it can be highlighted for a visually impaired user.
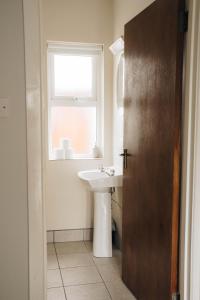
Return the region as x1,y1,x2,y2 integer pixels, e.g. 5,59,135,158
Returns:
59,262,95,270
54,243,68,300
48,267,60,270
63,281,106,288
83,241,113,300
47,286,64,290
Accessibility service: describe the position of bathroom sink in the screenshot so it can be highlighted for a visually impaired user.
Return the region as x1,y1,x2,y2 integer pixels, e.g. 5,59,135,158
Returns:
78,169,123,192
78,168,123,257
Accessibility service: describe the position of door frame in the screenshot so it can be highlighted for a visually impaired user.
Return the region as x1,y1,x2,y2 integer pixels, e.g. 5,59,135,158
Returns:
23,0,46,300
23,0,200,299
180,0,200,299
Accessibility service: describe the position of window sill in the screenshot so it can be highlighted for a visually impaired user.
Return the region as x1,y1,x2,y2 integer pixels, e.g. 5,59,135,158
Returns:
49,157,103,161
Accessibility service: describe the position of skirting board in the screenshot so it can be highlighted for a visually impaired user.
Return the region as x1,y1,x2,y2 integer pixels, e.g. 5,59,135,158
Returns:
47,229,93,243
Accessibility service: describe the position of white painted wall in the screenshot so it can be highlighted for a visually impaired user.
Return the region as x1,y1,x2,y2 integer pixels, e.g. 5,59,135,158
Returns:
113,0,155,39
41,0,114,230
0,1,29,299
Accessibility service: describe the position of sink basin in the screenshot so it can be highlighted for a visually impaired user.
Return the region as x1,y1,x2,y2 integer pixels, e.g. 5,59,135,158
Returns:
78,169,123,192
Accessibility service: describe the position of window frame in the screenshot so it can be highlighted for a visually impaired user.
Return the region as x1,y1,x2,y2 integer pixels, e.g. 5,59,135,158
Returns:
47,42,104,160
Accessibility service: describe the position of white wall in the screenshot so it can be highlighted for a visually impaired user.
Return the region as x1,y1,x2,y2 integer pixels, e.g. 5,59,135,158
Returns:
113,0,155,39
41,0,114,230
0,1,29,299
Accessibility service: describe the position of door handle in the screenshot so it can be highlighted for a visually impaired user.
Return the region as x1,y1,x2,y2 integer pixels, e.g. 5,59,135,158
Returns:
120,149,131,169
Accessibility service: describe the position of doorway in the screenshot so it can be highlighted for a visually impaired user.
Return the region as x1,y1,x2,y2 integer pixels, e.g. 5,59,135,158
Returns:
40,0,136,298
23,0,200,300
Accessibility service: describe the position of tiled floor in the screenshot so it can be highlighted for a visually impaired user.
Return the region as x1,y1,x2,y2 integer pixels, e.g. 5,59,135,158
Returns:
47,241,136,300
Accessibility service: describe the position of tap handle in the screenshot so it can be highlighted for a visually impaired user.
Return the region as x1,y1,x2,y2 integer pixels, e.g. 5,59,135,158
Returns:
109,168,115,176
98,164,105,172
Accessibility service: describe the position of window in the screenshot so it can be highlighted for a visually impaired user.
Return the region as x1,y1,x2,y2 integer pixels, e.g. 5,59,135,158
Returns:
47,42,103,159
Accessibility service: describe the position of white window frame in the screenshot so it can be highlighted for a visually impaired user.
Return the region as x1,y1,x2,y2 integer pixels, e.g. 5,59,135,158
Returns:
47,42,104,159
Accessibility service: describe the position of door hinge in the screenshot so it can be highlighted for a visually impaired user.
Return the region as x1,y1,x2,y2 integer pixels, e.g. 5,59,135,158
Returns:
172,292,180,300
180,10,188,33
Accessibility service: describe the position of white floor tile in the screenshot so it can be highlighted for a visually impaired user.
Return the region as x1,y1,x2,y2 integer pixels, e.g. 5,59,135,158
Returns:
47,269,63,288
97,264,136,300
46,242,136,300
61,266,102,286
97,263,121,281
47,254,59,270
55,241,88,255
47,287,65,300
83,229,93,241
58,253,94,268
65,283,111,300
47,231,54,243
84,241,93,253
54,230,83,242
47,243,56,255
92,249,121,266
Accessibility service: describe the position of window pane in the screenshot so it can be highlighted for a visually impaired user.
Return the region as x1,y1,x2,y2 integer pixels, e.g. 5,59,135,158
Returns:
54,55,93,98
51,106,96,155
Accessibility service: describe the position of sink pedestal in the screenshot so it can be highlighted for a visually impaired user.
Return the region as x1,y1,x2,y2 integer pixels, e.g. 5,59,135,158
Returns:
93,191,112,257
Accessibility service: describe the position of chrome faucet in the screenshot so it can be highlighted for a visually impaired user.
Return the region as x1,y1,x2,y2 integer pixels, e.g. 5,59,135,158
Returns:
98,164,105,172
104,168,115,177
98,165,115,176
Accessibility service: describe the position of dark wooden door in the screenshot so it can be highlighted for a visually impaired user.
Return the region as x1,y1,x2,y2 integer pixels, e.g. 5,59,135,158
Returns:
122,1,185,299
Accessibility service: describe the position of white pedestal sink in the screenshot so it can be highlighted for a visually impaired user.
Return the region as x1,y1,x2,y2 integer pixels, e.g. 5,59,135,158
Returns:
78,169,122,257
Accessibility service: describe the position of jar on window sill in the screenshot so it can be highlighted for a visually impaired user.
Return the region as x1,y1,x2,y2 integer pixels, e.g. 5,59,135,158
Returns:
92,144,99,158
